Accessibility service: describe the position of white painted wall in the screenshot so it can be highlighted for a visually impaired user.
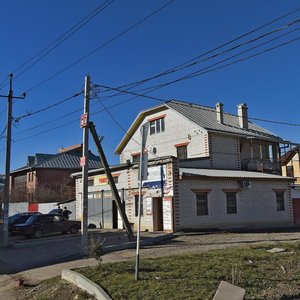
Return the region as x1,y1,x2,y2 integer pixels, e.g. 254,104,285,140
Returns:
121,108,209,163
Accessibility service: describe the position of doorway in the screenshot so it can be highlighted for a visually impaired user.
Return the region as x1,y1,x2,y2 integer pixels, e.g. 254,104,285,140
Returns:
292,199,300,225
153,197,163,231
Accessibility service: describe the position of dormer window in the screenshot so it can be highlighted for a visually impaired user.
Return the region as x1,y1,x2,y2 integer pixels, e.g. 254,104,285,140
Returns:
148,115,166,135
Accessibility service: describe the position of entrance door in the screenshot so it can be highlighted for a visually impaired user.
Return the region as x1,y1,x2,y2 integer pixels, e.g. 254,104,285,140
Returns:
292,199,300,225
153,197,163,231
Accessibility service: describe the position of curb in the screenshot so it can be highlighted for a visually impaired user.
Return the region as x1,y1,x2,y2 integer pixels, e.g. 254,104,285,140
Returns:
101,233,175,254
62,269,111,300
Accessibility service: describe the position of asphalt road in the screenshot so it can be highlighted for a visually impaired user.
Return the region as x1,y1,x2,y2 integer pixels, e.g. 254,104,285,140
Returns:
0,230,130,275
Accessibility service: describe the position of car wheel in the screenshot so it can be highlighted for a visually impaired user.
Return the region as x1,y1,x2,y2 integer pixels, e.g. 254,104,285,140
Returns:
70,225,79,234
34,229,43,238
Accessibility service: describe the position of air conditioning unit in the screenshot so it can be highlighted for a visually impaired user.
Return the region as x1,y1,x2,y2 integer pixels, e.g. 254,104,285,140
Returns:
240,180,251,189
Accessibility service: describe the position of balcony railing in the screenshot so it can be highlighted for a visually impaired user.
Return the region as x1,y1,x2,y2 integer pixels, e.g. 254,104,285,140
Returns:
241,158,281,174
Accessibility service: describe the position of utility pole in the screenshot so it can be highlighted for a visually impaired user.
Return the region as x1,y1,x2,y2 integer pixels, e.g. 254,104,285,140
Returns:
80,75,90,255
89,122,135,241
0,74,25,247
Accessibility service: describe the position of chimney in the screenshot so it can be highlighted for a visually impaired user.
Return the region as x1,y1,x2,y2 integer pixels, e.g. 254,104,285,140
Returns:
237,103,248,129
216,102,224,124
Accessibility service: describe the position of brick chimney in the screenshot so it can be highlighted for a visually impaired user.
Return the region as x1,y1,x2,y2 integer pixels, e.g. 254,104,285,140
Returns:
237,103,248,129
216,102,224,124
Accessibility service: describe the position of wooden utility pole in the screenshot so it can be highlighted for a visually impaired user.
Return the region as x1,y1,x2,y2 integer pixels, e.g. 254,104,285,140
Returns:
0,74,25,247
89,122,134,241
81,75,90,255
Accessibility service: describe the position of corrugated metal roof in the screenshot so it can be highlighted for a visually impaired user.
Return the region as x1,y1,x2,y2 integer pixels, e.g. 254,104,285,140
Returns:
11,151,101,173
167,100,282,141
35,152,101,169
180,168,294,180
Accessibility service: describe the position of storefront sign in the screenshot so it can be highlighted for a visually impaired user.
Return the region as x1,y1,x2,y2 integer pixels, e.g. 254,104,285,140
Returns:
145,197,152,215
94,175,107,186
143,165,166,189
163,197,172,230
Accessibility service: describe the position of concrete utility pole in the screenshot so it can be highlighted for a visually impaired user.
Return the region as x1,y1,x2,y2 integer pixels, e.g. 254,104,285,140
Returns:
81,75,90,255
0,74,25,248
89,122,135,242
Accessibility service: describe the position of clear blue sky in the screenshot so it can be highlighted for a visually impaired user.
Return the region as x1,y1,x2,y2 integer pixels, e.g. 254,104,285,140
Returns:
1,0,300,173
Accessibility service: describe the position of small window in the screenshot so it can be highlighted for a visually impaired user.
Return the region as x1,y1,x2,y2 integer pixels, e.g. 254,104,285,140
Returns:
286,166,294,177
113,176,118,184
276,191,285,211
88,179,94,187
196,193,208,216
134,195,143,217
149,118,165,135
132,154,140,163
177,145,187,159
226,192,237,214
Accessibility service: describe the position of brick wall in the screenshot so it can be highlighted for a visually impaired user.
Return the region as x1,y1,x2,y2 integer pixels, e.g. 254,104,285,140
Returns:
177,178,293,230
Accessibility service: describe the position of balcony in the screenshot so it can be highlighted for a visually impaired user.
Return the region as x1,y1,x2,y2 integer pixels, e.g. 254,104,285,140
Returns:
241,158,281,174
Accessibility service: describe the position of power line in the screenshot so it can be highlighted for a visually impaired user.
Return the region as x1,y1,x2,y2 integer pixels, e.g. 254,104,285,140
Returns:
116,6,300,90
13,91,83,122
0,0,114,90
132,31,300,94
95,17,300,105
23,0,176,94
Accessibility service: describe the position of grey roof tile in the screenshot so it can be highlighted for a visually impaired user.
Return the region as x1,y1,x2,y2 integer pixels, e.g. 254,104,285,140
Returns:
166,100,282,141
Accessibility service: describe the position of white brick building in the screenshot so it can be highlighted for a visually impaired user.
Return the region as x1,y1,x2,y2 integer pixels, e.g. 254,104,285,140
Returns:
73,100,295,232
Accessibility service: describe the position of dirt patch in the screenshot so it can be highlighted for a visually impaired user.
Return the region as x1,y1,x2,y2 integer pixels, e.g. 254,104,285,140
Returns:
12,277,96,300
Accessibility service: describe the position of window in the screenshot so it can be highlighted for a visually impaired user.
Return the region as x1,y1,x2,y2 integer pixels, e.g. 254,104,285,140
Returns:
226,192,237,214
132,154,140,163
276,191,285,211
113,176,118,184
134,195,143,217
196,193,208,216
177,145,187,159
88,179,94,187
150,118,165,135
286,166,294,177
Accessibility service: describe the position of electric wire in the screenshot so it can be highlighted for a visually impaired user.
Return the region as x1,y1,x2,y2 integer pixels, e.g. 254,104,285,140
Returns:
13,91,83,122
131,31,300,95
23,0,176,94
0,0,114,90
117,13,300,90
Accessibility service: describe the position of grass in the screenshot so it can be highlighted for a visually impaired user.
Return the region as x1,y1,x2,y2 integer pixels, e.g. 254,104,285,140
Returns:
77,242,300,300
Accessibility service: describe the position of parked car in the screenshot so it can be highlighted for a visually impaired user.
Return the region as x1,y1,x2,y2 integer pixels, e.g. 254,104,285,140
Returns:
9,212,41,234
48,208,62,214
11,214,81,238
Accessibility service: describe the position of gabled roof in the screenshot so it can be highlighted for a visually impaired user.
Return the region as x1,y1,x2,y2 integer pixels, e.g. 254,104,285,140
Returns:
281,147,299,166
115,100,283,154
167,100,280,140
11,149,101,174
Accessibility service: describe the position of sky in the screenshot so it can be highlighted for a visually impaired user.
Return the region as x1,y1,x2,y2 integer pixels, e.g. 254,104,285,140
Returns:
1,0,300,173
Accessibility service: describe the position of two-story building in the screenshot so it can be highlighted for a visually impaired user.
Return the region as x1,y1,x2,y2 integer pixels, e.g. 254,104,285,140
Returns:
73,100,295,232
281,146,300,224
11,144,101,203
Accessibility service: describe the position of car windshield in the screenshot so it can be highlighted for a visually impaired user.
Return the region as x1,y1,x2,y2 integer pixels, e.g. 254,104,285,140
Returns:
25,215,39,224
